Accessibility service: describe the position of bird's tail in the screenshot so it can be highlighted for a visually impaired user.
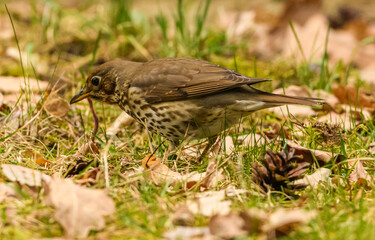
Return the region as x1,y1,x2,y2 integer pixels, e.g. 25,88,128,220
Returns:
257,92,322,107
248,86,323,106
231,87,323,112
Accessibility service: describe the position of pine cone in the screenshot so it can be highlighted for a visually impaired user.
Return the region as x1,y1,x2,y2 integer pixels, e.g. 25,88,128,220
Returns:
252,148,310,192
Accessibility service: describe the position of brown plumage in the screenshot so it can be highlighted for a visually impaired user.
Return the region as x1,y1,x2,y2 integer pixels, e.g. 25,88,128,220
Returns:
70,57,320,146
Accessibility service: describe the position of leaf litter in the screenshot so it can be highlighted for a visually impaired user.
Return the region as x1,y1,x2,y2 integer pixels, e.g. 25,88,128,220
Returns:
1,164,114,238
2,0,375,238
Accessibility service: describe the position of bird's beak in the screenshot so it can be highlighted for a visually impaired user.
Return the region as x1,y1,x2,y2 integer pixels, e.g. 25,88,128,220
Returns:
70,88,92,104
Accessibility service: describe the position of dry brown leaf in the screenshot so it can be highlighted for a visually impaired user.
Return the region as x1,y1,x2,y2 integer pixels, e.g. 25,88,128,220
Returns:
44,92,70,118
239,133,267,147
171,204,195,226
292,168,331,188
184,161,225,191
200,161,225,190
263,123,292,139
76,141,100,156
278,0,322,27
142,154,182,186
186,191,231,217
107,112,134,135
0,76,48,93
311,89,340,111
332,84,375,109
225,185,249,197
286,141,343,165
262,208,317,238
360,68,375,85
1,164,51,187
272,85,311,98
141,154,160,169
224,136,234,155
317,111,353,130
44,177,115,238
347,159,373,187
0,183,21,203
164,226,211,240
0,15,13,40
369,142,375,155
356,44,375,70
142,155,225,189
23,150,50,166
318,105,370,130
209,208,267,238
75,167,103,186
271,105,317,118
209,213,248,239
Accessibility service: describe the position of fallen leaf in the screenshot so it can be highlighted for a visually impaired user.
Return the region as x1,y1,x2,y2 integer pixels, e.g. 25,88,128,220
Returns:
277,0,322,27
271,105,317,118
286,141,344,165
142,155,225,189
272,85,311,98
164,226,211,240
355,44,375,70
186,191,232,217
225,185,249,197
292,168,331,189
23,150,50,166
0,183,21,203
76,141,100,156
239,133,268,147
0,76,48,93
224,136,234,155
311,89,340,111
369,142,375,155
332,84,375,109
209,213,248,239
200,161,225,190
65,160,97,177
263,122,292,139
44,176,115,238
240,208,268,233
347,159,373,187
317,111,353,130
107,112,134,135
44,92,70,118
142,154,160,169
360,68,375,85
0,15,13,40
142,154,182,186
1,164,51,187
171,204,195,226
75,167,103,186
262,208,317,238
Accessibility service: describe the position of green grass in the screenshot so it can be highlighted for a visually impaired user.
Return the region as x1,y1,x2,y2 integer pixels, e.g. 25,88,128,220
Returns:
1,0,375,239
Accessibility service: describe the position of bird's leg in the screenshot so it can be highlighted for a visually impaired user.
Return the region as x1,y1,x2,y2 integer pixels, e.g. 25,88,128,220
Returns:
162,140,180,171
198,135,219,162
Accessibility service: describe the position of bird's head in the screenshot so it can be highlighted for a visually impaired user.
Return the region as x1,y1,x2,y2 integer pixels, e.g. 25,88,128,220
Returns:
70,60,126,105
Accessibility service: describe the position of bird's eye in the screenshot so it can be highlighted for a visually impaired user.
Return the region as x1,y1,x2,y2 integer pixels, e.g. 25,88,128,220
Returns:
91,76,100,86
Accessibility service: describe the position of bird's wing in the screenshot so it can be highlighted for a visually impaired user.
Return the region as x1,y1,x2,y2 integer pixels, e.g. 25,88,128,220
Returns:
131,57,269,103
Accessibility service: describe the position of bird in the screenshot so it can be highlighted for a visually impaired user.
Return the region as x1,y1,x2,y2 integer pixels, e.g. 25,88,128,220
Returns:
70,57,320,147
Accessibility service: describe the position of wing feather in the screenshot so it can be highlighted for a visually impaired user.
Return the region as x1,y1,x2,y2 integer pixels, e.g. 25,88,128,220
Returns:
131,57,268,103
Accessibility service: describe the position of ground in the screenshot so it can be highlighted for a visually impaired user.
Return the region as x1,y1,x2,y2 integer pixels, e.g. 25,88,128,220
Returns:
1,0,375,239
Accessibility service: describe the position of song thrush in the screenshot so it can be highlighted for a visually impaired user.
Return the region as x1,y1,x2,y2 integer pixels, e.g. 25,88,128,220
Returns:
70,57,319,146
